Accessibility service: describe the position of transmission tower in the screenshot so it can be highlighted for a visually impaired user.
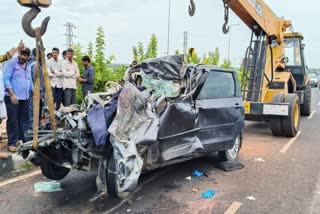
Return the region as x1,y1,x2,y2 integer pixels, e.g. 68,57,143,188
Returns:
64,22,76,48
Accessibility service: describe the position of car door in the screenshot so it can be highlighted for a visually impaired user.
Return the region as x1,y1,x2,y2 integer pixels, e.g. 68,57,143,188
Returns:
157,100,200,161
195,70,244,152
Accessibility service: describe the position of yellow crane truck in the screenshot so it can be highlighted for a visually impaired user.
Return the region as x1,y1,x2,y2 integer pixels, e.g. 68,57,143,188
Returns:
189,0,310,137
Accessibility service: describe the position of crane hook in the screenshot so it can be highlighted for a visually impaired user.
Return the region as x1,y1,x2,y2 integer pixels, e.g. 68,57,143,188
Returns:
189,0,196,16
222,23,230,34
22,6,50,38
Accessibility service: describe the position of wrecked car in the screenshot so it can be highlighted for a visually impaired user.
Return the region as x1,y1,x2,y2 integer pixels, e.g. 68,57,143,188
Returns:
18,54,245,199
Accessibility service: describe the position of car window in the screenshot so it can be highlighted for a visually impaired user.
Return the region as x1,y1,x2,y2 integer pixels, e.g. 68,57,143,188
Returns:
197,71,235,99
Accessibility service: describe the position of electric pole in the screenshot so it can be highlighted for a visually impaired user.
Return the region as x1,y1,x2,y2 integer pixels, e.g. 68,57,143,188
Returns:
64,22,76,48
183,31,188,55
167,0,171,55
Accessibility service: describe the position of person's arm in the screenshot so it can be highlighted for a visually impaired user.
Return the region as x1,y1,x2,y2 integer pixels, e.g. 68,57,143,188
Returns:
62,62,75,77
0,53,10,63
0,41,25,63
72,63,80,79
55,62,63,77
29,76,34,95
47,61,56,77
3,60,18,104
3,60,14,90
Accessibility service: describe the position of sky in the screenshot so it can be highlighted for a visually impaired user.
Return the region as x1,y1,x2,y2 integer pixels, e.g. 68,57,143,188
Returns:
0,0,319,68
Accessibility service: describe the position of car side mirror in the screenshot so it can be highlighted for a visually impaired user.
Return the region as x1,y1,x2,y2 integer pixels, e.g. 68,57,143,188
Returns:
155,96,167,115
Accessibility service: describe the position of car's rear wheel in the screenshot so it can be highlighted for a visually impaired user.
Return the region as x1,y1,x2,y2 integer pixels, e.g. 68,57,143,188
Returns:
40,156,70,180
218,134,241,162
107,151,130,199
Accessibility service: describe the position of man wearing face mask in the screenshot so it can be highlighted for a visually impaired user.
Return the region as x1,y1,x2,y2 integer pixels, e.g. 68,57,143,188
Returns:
3,48,34,153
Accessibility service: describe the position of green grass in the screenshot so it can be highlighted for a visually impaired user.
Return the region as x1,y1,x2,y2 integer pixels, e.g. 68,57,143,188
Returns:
19,161,35,172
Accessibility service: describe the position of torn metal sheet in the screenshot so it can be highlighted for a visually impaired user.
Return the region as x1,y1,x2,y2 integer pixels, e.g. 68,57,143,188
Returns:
109,82,158,192
140,54,185,81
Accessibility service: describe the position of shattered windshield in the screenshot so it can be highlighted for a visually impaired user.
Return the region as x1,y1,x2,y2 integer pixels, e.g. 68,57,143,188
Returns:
140,71,181,98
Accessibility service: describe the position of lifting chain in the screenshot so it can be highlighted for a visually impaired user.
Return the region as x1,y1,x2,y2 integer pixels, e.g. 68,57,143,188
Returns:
222,0,230,34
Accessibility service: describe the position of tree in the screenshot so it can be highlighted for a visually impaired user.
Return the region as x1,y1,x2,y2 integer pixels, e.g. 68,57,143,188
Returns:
237,65,245,83
87,42,94,59
146,34,158,59
186,52,201,64
221,59,232,68
95,26,106,75
71,26,127,103
202,48,220,66
72,43,84,74
132,34,158,62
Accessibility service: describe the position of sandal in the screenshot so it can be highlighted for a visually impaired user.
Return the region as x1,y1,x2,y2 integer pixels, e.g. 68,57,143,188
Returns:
7,146,17,153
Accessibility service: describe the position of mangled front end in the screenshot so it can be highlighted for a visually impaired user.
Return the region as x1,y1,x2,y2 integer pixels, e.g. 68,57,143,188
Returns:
108,54,185,193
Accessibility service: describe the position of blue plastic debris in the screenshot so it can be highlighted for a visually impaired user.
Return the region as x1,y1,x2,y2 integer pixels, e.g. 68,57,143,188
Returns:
192,170,204,177
34,181,62,193
202,190,215,199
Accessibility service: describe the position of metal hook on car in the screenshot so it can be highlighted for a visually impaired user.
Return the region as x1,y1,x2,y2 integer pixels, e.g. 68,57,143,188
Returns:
21,6,50,38
189,0,196,16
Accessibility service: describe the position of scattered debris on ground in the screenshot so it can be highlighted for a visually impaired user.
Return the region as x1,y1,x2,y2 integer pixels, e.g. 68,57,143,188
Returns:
34,181,62,193
247,196,256,201
254,158,266,163
192,170,204,177
0,155,13,176
192,188,199,193
202,190,215,199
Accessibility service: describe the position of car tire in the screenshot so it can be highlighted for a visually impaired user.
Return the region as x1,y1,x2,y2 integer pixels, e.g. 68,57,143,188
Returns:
107,151,130,199
270,94,285,136
40,156,70,180
218,134,241,162
300,82,311,116
282,94,300,137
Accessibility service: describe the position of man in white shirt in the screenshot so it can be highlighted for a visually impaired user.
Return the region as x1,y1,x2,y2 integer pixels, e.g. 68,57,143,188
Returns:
62,48,80,106
47,47,63,110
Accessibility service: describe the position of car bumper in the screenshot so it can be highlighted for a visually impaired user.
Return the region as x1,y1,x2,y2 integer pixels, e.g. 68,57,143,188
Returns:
244,102,289,121
311,82,318,87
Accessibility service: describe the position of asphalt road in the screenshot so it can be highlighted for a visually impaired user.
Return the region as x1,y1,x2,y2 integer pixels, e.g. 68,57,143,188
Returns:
1,88,320,214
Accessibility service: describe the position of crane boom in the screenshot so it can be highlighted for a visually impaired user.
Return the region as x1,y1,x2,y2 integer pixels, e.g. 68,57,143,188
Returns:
188,0,309,137
224,0,292,44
